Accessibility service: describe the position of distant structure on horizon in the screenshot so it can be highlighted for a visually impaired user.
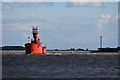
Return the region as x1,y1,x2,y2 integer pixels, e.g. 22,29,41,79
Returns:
118,24,120,47
100,36,103,48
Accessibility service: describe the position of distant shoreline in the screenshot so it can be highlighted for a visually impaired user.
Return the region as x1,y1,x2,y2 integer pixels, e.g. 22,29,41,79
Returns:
1,50,119,55
0,46,120,53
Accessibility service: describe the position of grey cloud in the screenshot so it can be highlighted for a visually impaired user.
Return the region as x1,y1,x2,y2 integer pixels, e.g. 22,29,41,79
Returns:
65,2,103,7
2,2,104,12
2,2,55,11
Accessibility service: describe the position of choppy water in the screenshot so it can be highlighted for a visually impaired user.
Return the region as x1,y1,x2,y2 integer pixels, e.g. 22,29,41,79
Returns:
2,50,119,78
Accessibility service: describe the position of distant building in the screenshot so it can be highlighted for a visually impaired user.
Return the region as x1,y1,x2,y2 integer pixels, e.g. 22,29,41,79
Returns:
98,47,119,52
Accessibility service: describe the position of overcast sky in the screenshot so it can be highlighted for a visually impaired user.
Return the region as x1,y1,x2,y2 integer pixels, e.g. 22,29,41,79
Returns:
1,0,119,50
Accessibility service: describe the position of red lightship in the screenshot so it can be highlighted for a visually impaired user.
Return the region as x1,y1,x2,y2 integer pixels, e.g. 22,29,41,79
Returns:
25,27,46,54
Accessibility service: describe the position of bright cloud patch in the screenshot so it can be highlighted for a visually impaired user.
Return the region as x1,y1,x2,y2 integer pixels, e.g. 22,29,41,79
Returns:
97,14,112,28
